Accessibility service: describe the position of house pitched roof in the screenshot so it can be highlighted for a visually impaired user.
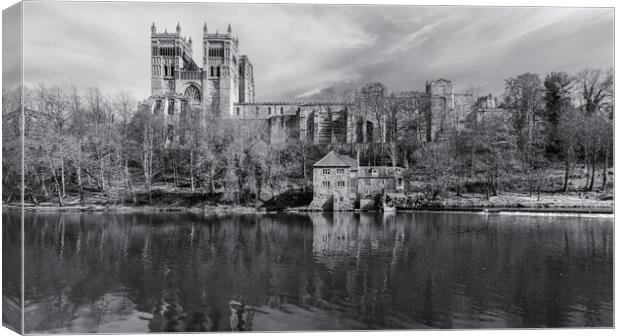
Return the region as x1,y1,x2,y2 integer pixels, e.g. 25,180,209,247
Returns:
313,151,351,167
340,155,359,171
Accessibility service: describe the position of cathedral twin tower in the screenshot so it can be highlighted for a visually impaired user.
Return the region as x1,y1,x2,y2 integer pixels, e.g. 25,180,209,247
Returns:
150,22,255,118
148,22,474,145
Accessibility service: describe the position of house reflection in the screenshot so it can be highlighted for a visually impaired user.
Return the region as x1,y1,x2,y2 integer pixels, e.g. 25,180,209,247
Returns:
14,211,614,332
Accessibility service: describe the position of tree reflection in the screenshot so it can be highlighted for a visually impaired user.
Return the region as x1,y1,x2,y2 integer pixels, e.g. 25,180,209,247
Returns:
13,210,613,332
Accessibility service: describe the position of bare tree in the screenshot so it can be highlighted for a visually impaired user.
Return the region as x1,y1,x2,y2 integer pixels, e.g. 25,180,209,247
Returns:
575,68,613,116
112,90,138,203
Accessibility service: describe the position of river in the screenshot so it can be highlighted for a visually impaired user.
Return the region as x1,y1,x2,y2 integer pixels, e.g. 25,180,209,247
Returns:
2,210,613,332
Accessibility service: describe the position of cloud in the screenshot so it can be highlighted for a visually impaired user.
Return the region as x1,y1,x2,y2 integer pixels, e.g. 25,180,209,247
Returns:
20,3,613,101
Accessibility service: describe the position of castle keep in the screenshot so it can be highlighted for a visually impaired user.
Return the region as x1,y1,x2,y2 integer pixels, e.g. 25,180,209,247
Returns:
144,23,474,144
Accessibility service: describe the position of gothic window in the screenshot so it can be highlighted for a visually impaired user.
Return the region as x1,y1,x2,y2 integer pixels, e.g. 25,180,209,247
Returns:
168,99,175,115
268,107,271,114
184,85,201,103
166,124,174,142
208,48,225,57
280,107,283,115
236,107,240,116
181,100,188,114
216,66,220,77
256,106,259,115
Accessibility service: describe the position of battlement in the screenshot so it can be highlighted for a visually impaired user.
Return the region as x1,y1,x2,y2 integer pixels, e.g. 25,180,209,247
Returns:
204,33,233,39
151,31,187,39
151,22,192,42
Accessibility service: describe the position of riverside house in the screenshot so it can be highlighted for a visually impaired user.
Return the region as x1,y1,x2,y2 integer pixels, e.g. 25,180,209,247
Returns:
309,151,408,210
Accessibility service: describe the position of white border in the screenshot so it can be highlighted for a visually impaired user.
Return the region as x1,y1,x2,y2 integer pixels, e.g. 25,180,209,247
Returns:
0,1,616,336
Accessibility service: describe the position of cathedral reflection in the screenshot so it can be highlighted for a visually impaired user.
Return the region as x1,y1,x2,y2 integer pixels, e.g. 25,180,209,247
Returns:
13,211,613,332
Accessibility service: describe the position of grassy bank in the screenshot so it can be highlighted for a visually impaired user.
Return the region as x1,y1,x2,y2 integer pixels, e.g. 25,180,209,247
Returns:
417,191,613,209
5,182,613,214
7,185,313,214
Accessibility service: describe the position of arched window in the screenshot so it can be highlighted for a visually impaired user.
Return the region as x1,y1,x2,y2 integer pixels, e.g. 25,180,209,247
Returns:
184,85,201,103
280,107,283,115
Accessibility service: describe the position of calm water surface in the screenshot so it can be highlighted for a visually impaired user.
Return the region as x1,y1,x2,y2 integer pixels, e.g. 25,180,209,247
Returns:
3,210,613,332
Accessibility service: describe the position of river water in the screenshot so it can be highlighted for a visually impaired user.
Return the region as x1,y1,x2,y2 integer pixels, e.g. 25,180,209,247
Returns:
2,210,613,332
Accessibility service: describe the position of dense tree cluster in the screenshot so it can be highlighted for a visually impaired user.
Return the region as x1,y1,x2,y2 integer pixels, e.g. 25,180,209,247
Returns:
1,67,613,206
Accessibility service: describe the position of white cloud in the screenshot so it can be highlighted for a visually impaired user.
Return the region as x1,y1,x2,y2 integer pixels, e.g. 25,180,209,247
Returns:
20,3,613,101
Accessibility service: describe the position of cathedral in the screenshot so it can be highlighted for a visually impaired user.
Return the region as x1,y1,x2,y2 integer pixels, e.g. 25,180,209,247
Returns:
144,22,475,144
149,22,254,118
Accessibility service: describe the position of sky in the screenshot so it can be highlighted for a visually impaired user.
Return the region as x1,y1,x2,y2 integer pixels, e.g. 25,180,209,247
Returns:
17,2,614,101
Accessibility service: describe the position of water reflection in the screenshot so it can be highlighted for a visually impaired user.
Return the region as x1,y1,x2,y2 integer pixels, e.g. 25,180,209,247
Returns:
3,209,22,333
8,210,613,332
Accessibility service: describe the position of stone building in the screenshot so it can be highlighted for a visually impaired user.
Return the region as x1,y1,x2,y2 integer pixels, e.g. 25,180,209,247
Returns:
468,93,510,128
477,93,497,109
309,151,407,211
309,151,357,211
148,22,255,120
142,22,474,146
425,79,473,141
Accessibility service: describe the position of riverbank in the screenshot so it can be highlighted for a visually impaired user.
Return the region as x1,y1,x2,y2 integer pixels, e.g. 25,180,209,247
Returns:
5,202,267,215
4,190,613,215
411,191,613,211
